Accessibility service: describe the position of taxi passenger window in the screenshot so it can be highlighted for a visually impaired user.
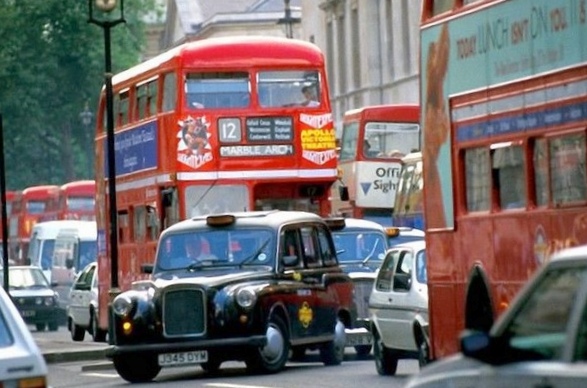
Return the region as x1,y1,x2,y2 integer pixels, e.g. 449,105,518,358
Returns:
301,226,321,268
317,226,337,266
393,251,413,292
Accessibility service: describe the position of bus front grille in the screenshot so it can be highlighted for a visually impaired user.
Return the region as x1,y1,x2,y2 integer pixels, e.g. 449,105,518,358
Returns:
162,288,206,337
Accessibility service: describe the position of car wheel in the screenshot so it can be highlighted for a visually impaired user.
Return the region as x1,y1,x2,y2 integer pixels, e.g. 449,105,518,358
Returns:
373,330,398,375
418,338,430,368
246,315,289,374
35,322,46,332
113,354,161,383
320,319,346,366
70,318,85,342
48,321,59,332
90,309,107,342
354,344,372,358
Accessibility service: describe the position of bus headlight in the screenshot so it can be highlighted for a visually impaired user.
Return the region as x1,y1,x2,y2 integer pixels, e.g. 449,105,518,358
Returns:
113,294,134,317
236,288,256,309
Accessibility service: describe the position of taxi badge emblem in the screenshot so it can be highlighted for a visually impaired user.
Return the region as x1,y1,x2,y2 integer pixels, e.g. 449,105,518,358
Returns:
298,301,313,328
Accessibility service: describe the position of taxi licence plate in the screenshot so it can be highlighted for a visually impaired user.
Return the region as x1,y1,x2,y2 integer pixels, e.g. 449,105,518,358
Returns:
158,350,208,367
20,310,35,317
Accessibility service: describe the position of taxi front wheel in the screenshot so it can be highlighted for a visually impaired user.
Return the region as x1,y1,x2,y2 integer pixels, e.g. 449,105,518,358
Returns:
113,354,161,383
246,315,289,374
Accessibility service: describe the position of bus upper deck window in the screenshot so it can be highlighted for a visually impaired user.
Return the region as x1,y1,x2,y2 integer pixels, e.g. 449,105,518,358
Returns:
257,70,321,108
185,72,250,109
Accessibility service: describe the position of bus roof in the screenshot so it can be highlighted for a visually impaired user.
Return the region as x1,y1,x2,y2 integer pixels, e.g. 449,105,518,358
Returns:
30,220,95,240
343,104,419,123
112,36,326,86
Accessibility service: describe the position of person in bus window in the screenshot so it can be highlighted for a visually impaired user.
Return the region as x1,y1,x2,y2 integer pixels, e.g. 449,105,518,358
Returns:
300,86,319,107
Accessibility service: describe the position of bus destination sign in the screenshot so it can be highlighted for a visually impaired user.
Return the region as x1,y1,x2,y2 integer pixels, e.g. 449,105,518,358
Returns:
246,117,293,142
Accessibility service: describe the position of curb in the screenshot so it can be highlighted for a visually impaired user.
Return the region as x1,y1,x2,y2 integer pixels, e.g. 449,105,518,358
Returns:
43,349,108,365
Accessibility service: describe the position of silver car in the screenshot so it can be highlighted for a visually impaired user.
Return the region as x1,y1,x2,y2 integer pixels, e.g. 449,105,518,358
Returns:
0,283,48,387
406,244,587,388
369,240,428,375
67,262,107,342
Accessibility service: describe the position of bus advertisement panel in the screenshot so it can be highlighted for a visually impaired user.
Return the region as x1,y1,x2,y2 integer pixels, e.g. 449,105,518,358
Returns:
332,105,420,225
94,36,337,331
421,0,587,360
59,180,96,221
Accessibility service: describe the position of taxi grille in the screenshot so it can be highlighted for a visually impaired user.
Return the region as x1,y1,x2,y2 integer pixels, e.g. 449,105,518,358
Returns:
353,280,374,319
162,288,206,337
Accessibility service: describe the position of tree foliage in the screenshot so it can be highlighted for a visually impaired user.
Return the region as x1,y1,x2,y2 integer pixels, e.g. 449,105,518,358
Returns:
0,0,155,190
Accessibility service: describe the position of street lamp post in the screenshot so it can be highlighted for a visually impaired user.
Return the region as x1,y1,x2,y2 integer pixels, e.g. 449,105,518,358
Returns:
87,0,125,311
278,0,301,39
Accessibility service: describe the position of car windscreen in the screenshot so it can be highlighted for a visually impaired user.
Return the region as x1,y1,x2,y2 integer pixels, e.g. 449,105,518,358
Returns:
156,228,274,272
332,231,387,263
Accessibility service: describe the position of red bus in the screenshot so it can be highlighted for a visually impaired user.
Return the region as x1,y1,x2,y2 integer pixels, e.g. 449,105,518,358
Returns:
421,0,587,360
9,185,60,262
94,36,337,331
59,180,96,221
332,105,420,225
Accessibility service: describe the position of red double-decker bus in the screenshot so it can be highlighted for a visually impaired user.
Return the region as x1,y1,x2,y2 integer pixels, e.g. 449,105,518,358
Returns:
332,105,420,225
9,185,60,262
59,180,96,220
421,0,587,360
94,36,337,331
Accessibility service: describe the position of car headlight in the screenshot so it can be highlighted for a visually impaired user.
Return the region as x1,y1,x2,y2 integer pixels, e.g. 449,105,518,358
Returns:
113,294,135,317
44,296,55,306
236,288,256,309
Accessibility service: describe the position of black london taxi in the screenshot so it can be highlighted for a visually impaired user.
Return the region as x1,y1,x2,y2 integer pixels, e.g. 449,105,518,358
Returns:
106,210,355,383
325,217,389,358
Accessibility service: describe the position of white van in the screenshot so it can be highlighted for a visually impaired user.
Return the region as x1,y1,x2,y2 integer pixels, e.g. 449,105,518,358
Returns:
26,220,97,311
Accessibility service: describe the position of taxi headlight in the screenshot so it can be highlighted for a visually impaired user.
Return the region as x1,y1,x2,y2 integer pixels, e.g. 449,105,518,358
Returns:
113,294,134,317
44,296,55,306
236,288,256,309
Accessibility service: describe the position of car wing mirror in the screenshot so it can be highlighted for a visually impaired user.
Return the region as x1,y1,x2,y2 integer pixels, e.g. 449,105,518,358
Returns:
141,263,154,274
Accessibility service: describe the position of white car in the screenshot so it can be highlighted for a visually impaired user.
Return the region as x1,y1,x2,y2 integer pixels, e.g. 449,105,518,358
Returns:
406,244,587,388
368,240,428,375
0,284,48,387
67,262,107,342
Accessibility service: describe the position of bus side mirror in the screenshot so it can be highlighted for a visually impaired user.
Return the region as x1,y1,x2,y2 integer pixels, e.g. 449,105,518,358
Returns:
65,258,74,269
339,185,349,201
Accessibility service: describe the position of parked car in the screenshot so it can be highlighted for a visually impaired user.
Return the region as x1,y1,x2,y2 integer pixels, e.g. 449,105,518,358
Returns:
67,262,107,342
0,265,60,331
325,217,390,357
107,210,355,383
0,285,48,387
369,240,428,375
405,244,587,388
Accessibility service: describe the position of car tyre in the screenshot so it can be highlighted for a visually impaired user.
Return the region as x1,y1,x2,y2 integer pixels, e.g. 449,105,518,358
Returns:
418,338,430,368
90,309,107,342
201,358,222,374
373,330,398,375
70,319,85,342
113,354,161,383
246,315,289,374
48,321,59,332
320,319,345,366
35,322,46,332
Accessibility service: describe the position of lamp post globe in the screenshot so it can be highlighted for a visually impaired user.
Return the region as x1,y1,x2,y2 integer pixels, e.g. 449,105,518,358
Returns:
95,0,117,12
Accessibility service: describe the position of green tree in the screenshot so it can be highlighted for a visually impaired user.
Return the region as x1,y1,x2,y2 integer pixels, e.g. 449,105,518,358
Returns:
0,0,155,190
